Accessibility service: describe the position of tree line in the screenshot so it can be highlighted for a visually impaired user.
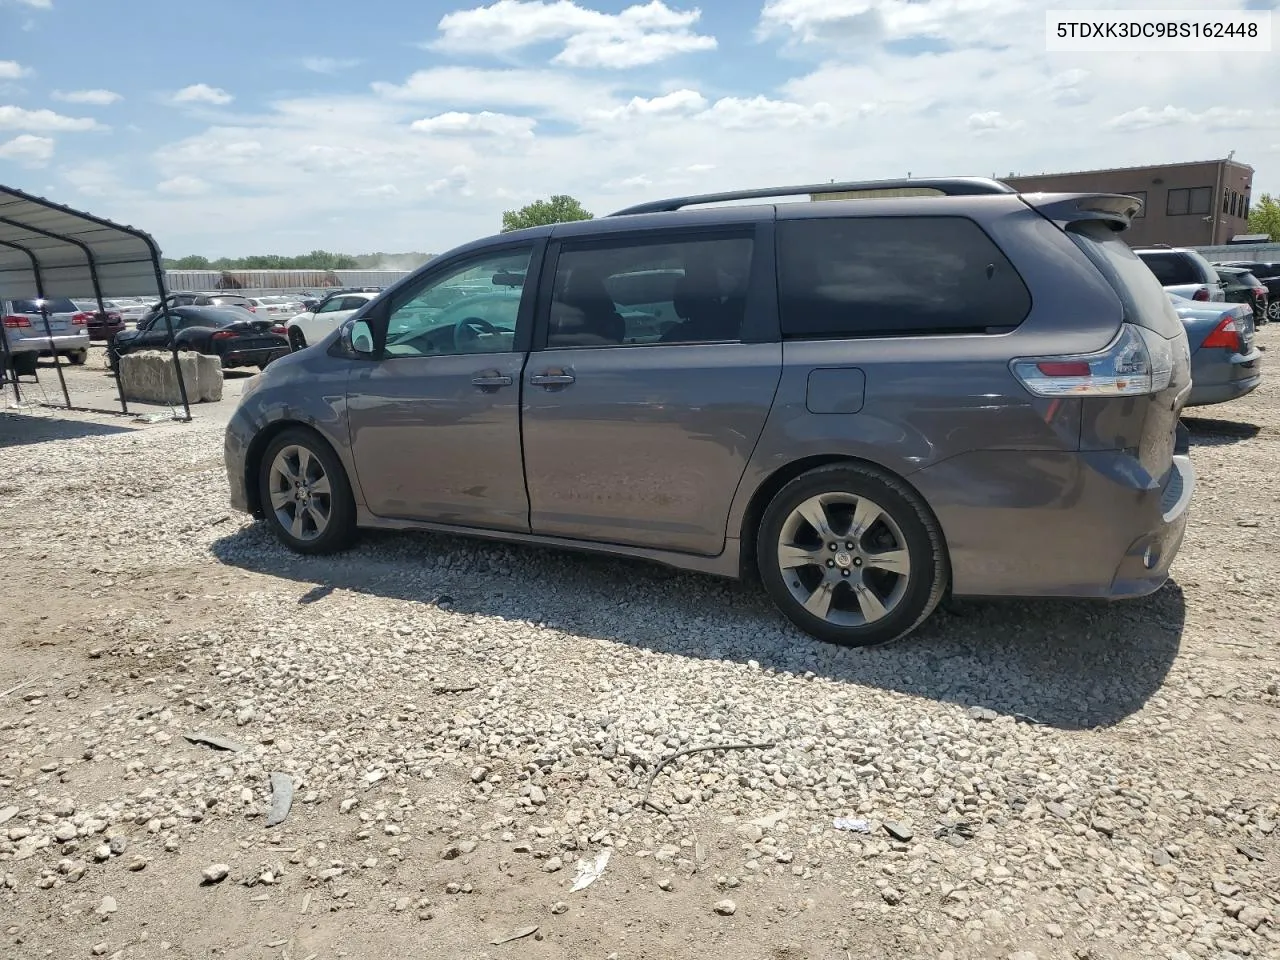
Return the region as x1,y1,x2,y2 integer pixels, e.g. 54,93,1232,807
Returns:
163,250,436,271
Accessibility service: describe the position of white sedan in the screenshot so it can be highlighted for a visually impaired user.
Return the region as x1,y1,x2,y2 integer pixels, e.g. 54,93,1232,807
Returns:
284,291,378,350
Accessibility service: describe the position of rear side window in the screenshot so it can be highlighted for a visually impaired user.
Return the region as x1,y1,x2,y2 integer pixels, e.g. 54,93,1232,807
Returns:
776,217,1031,339
1137,252,1199,286
548,233,753,347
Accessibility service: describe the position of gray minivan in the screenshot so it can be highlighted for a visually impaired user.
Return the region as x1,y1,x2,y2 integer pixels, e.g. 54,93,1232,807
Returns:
224,178,1195,647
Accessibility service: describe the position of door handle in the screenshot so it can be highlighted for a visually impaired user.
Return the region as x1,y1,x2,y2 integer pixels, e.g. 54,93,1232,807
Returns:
529,372,575,386
471,374,513,388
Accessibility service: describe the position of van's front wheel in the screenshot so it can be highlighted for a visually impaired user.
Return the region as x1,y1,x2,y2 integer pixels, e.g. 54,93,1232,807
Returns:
756,464,947,647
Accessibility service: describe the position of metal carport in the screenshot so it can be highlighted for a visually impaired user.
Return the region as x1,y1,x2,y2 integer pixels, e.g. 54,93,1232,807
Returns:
0,184,190,420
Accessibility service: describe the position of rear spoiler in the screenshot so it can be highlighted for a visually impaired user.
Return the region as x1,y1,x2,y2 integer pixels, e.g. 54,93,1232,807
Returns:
1016,192,1141,232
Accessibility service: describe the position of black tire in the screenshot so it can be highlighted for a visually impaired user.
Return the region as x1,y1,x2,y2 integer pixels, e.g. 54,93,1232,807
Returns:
257,427,356,555
67,349,88,366
288,328,306,351
11,353,38,376
756,463,948,647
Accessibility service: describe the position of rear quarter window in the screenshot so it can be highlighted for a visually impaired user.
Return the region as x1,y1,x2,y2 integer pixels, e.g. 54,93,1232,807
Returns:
776,216,1031,339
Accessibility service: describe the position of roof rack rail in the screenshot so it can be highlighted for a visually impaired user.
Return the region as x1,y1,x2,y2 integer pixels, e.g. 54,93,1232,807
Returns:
607,177,1016,217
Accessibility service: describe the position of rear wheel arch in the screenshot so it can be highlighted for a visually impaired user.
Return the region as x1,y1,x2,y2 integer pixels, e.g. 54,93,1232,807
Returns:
737,455,950,579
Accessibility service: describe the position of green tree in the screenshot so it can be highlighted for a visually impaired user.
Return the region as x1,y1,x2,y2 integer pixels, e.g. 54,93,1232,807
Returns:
166,254,211,269
501,195,593,233
1247,193,1280,241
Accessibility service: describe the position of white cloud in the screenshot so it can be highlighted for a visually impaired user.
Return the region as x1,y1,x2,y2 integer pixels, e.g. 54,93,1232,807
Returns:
1105,105,1273,132
0,61,30,80
52,89,122,105
0,133,53,166
411,111,537,138
758,0,1023,46
587,89,707,122
302,57,361,74
967,110,1020,133
373,66,618,119
9,0,53,7
157,175,210,195
0,105,101,131
433,0,716,68
705,95,837,129
171,84,234,106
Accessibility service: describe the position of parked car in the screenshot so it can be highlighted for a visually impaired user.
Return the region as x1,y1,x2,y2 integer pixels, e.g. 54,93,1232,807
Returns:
225,177,1196,648
73,298,148,329
138,293,258,326
1213,260,1280,322
111,306,289,371
1214,267,1269,324
1169,295,1261,406
284,292,378,350
1,297,91,374
1135,246,1225,302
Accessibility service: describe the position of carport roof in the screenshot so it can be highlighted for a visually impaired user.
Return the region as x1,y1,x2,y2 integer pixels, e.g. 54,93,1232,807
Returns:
0,185,164,302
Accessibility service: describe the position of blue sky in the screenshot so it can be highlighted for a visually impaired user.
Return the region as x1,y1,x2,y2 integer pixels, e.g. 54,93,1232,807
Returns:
1,0,1278,258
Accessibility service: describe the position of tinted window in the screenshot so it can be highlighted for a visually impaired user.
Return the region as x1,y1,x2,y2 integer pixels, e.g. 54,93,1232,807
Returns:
10,297,79,314
777,217,1030,339
1071,225,1183,337
340,296,370,311
1137,252,1199,286
548,234,753,348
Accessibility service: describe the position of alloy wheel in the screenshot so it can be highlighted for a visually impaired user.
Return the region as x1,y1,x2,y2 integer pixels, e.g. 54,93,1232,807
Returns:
268,444,332,541
776,493,910,627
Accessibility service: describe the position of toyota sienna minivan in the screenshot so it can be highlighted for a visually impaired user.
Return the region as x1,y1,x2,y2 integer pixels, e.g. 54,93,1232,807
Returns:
225,177,1195,647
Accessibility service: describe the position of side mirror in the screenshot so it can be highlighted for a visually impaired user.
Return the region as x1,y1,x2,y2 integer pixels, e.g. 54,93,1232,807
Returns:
344,318,375,356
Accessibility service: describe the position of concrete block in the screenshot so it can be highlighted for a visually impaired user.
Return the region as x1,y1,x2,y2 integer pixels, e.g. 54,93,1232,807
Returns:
119,350,224,404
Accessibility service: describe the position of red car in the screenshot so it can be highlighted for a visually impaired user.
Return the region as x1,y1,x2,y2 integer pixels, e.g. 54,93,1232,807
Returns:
86,309,125,342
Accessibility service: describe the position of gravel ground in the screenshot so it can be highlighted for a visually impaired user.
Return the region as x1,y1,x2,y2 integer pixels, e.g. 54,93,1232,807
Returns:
1,330,1278,960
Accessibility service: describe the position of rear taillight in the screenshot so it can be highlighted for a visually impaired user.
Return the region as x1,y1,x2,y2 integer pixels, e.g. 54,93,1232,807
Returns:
270,324,286,335
1192,288,1210,302
247,305,257,312
3,314,32,328
210,330,237,340
71,312,91,325
1202,314,1242,351
1254,287,1267,298
1012,324,1175,398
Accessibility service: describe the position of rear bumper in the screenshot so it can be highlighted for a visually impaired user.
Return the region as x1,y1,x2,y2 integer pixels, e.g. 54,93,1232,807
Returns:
912,446,1195,599
1189,375,1261,406
4,332,91,354
220,346,290,368
225,416,252,514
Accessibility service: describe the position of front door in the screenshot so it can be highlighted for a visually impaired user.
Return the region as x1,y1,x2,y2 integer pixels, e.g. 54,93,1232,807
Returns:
520,228,781,556
346,244,539,531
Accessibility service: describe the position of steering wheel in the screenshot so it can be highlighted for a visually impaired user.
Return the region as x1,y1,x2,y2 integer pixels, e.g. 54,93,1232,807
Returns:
453,315,500,348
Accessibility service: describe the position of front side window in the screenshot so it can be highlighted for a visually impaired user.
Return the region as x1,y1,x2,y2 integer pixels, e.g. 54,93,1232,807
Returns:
777,216,1031,339
382,247,532,358
546,234,753,348
315,298,346,314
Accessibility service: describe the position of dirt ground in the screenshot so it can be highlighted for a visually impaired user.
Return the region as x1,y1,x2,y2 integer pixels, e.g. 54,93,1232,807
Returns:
1,333,1277,960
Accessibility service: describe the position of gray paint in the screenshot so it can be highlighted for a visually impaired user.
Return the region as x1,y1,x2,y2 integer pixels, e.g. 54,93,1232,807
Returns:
225,189,1200,603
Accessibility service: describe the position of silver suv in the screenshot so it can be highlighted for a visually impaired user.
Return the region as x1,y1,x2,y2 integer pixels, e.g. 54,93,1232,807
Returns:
1134,246,1225,302
225,178,1195,647
1,297,92,374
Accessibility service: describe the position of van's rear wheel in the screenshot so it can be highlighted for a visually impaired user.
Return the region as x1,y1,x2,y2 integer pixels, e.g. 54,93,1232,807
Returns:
757,464,947,647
